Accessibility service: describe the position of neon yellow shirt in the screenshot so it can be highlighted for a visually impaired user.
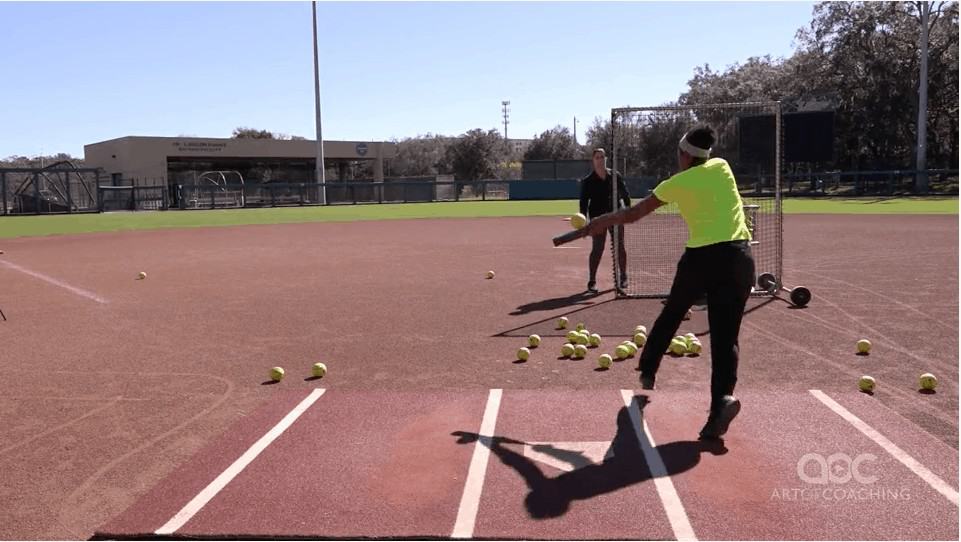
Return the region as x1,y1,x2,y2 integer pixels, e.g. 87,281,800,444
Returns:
652,158,751,248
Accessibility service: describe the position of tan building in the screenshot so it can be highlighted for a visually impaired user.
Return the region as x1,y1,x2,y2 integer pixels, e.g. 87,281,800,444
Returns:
84,136,397,187
509,138,533,155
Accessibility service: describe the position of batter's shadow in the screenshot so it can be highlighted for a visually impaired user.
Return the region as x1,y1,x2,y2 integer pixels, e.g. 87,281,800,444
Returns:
496,298,618,338
451,395,726,520
509,289,615,316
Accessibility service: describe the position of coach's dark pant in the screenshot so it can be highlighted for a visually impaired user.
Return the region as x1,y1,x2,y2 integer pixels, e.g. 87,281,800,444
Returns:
638,240,755,410
589,225,627,283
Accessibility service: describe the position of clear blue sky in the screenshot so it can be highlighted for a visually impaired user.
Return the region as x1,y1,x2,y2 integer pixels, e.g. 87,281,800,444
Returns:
1,1,817,158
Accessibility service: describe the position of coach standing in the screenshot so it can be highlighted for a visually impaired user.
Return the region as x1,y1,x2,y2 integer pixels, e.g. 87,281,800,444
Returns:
580,148,631,294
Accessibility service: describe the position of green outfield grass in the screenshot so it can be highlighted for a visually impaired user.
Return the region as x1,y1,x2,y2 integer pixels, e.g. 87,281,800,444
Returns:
0,197,956,239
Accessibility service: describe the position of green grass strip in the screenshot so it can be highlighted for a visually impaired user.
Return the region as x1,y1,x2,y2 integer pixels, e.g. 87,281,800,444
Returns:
0,197,956,239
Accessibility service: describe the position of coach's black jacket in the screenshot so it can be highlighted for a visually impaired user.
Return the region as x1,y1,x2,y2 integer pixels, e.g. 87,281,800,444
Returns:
579,168,631,219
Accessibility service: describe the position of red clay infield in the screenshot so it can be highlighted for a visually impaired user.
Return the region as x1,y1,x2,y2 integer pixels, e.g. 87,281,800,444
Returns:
0,213,957,539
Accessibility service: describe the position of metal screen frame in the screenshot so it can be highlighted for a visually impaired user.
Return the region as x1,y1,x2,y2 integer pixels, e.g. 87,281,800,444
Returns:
610,101,783,298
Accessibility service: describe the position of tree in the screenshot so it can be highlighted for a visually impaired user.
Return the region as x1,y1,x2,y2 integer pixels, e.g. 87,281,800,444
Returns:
230,128,307,140
585,111,684,179
389,134,449,177
523,126,582,161
679,56,792,107
438,129,502,181
793,1,958,169
1,153,84,168
674,2,958,172
232,127,276,139
585,117,612,157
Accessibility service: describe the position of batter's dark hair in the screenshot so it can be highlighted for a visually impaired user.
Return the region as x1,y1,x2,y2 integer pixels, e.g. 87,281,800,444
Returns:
684,124,716,166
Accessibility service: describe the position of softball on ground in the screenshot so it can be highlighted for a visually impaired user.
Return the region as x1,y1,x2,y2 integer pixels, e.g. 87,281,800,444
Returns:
589,333,602,347
634,325,648,336
598,354,613,369
575,333,590,346
857,339,872,354
573,344,589,359
557,317,569,329
528,334,541,348
566,330,580,342
269,367,285,381
614,344,630,360
622,341,638,356
137,271,147,280
858,375,876,393
570,213,587,229
311,362,327,378
576,322,586,332
633,333,647,347
669,340,687,356
486,270,495,279
561,343,575,357
517,347,531,361
688,341,702,355
919,373,938,391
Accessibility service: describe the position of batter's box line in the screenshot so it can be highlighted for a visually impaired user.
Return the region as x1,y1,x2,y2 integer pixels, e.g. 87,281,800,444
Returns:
810,389,959,507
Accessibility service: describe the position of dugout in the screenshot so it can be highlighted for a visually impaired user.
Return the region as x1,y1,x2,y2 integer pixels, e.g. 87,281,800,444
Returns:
83,136,398,200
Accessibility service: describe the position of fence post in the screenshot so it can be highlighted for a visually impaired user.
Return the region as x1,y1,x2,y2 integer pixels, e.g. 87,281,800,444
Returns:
33,172,40,214
66,172,74,213
482,181,487,201
1,171,6,216
378,182,383,204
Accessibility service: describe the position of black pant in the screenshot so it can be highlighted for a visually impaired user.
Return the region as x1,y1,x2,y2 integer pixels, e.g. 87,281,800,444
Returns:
638,240,755,409
589,225,627,283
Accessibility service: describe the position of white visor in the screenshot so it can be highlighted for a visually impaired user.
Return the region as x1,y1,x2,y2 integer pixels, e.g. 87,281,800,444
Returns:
678,137,711,159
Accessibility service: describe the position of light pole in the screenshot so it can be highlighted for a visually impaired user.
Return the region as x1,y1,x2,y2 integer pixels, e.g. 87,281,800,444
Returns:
915,0,930,193
312,1,327,204
501,100,510,140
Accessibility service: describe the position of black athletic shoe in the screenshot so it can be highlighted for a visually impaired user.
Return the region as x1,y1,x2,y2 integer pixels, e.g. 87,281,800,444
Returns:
640,374,656,390
699,396,741,440
587,281,599,294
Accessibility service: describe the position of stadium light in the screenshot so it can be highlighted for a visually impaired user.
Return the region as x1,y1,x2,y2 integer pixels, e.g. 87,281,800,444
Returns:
312,1,327,204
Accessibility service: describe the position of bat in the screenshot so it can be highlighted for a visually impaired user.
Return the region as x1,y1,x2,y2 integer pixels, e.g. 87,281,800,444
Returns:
552,227,589,247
